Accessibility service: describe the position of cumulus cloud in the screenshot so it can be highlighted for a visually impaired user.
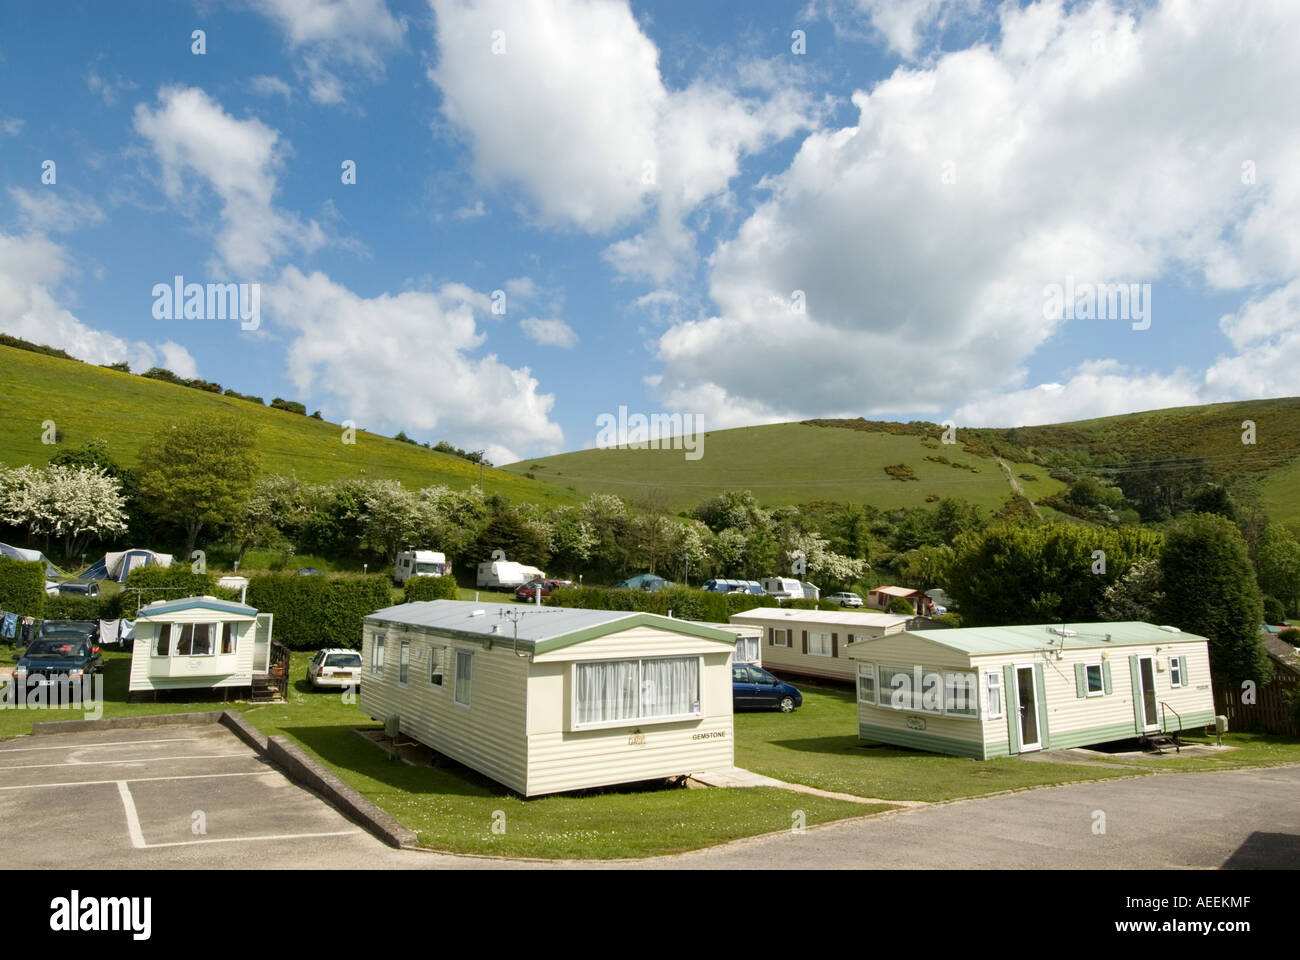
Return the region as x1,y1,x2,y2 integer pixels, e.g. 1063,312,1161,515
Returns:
0,231,197,374
9,187,105,233
852,0,983,59
428,0,814,279
519,317,577,348
133,85,325,276
266,267,565,461
253,0,406,105
653,0,1300,428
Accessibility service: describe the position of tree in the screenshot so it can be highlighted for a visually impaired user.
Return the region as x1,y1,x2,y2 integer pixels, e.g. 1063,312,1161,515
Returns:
0,463,128,560
1098,556,1164,622
1156,513,1271,688
231,474,303,567
631,512,676,574
137,416,259,559
1255,523,1300,616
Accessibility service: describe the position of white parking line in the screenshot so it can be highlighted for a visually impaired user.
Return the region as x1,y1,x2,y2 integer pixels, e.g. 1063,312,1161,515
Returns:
141,830,362,849
117,781,147,848
0,753,252,771
0,737,203,754
0,771,273,791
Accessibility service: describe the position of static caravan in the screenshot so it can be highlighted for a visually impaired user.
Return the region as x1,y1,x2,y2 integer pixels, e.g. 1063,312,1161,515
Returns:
691,621,762,664
845,622,1218,759
729,608,913,682
359,600,737,796
128,596,276,697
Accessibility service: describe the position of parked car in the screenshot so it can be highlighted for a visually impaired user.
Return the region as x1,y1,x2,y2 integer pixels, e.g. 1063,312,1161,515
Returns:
305,649,363,690
828,591,863,608
38,620,99,642
11,634,103,693
731,664,802,713
514,578,573,602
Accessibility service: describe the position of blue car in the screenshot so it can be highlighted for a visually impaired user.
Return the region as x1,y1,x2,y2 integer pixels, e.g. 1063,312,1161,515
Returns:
732,664,802,712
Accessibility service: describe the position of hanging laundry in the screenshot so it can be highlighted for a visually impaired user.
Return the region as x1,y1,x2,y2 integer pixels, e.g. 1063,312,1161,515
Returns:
99,619,121,646
1,611,16,639
120,619,135,642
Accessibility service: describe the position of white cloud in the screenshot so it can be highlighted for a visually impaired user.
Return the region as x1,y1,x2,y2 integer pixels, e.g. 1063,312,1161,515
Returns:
0,231,195,374
852,0,983,60
0,116,24,137
85,69,138,106
266,267,565,461
519,317,577,348
1204,279,1300,401
254,0,406,104
9,187,105,233
156,340,199,380
248,75,294,100
428,0,813,279
133,86,325,276
949,360,1203,428
653,0,1300,429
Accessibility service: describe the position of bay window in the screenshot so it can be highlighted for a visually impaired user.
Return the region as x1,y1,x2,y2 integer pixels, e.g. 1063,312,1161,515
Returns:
575,656,701,727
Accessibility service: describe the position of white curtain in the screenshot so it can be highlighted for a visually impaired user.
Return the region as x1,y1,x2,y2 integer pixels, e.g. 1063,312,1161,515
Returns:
640,657,699,719
576,660,640,724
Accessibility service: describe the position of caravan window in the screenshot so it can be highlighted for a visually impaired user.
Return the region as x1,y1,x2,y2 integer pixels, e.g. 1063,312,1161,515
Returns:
221,623,238,655
154,624,172,657
573,656,701,727
455,650,473,706
772,628,789,648
372,634,385,676
1169,656,1183,687
808,632,833,657
429,644,445,687
176,623,215,656
399,640,410,684
986,672,1003,719
734,636,759,662
1085,663,1105,696
857,663,876,704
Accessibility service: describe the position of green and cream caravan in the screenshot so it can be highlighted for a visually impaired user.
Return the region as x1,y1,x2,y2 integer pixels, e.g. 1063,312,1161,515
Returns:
360,600,738,797
845,622,1217,759
129,596,275,696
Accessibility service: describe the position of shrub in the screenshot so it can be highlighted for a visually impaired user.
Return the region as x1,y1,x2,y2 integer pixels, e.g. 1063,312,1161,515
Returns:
42,595,106,622
270,398,307,415
935,611,963,627
0,557,45,618
888,597,915,615
245,573,392,650
404,575,459,602
1263,595,1288,626
1280,628,1300,647
546,586,829,620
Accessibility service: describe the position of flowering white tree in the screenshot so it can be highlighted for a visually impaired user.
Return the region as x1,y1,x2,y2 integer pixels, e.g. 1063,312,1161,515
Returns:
786,532,868,587
0,463,128,560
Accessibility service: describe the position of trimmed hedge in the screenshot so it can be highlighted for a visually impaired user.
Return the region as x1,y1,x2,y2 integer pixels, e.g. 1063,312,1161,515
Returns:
120,566,223,618
42,595,108,622
0,557,45,619
246,573,392,650
545,586,840,621
404,575,459,603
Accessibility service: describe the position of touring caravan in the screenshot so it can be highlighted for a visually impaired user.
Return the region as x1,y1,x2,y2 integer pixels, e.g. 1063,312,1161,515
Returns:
761,577,804,600
394,550,449,586
476,559,545,589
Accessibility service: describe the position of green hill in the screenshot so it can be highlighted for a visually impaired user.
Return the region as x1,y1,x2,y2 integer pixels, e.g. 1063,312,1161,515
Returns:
0,345,582,506
504,398,1300,523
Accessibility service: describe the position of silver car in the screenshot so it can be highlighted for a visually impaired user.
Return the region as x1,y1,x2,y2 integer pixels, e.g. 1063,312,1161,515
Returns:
828,592,864,608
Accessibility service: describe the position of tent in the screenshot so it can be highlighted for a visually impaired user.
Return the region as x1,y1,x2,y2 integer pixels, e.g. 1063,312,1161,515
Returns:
614,573,674,591
0,542,64,578
80,548,173,582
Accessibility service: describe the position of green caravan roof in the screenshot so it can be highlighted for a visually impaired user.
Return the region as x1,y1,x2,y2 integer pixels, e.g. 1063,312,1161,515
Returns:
364,599,738,655
857,621,1209,657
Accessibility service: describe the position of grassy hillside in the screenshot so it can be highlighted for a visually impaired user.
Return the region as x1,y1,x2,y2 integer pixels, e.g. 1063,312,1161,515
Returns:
503,421,1066,511
504,397,1300,522
0,345,582,506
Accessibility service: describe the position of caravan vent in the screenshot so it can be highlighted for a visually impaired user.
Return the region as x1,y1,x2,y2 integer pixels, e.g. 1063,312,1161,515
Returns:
490,623,501,634
1048,627,1078,638
469,609,486,618
1158,625,1181,633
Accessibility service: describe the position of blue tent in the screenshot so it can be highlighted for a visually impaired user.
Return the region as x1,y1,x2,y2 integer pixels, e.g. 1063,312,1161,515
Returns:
78,548,173,582
0,542,63,578
614,573,674,592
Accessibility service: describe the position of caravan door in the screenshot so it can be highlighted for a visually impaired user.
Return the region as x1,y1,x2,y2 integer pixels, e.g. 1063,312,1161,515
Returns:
252,614,274,674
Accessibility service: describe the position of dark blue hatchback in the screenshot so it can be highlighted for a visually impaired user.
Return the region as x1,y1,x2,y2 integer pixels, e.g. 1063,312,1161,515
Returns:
732,664,802,712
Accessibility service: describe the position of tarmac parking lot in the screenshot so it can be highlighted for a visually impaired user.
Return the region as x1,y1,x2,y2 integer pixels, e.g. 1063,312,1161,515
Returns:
0,723,433,869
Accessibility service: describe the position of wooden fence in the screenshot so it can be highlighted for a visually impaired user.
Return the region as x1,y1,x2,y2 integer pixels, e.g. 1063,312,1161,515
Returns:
1213,666,1299,737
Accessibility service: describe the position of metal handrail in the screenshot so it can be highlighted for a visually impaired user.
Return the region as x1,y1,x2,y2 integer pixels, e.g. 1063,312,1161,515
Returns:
1159,700,1182,752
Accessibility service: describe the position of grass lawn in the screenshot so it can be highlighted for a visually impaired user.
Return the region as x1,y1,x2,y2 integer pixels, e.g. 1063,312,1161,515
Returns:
0,648,875,859
738,685,1137,802
1096,731,1300,771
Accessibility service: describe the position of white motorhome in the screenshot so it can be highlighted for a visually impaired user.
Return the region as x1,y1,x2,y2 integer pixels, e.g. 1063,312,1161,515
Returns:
761,577,804,600
394,550,449,586
476,559,545,589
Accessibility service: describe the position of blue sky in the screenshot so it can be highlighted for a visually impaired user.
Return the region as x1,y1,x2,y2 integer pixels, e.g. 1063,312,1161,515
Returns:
1,0,1297,464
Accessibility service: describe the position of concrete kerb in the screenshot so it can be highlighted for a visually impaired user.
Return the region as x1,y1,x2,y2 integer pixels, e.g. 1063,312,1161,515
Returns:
24,710,417,850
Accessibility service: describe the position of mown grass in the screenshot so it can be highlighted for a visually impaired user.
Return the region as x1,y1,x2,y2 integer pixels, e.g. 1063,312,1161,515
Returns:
1096,730,1300,772
0,346,581,507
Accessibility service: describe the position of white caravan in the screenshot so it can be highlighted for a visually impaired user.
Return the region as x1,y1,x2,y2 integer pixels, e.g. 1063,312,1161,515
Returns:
476,559,545,589
761,577,805,600
394,550,449,586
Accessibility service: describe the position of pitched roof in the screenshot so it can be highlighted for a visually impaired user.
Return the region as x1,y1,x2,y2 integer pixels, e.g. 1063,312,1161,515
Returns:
730,608,912,628
1260,632,1300,672
869,586,923,598
849,621,1209,656
364,599,736,654
135,595,258,618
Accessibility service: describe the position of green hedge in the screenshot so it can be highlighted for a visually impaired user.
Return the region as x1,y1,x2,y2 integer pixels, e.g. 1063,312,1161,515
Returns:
545,586,840,621
246,573,392,650
404,575,459,603
120,566,224,618
42,595,108,622
0,557,45,619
